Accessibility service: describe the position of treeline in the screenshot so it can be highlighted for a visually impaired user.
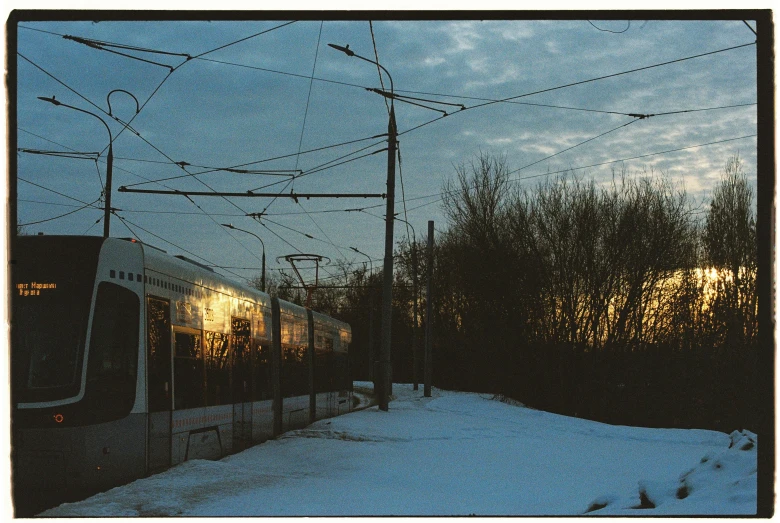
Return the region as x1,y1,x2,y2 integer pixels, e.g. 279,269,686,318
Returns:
255,153,759,433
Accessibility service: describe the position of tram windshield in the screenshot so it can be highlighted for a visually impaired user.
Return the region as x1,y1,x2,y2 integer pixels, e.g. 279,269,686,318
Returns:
11,236,103,404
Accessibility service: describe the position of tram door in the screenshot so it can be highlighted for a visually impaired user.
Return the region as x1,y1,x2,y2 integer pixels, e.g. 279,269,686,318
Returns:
232,317,252,450
147,297,172,472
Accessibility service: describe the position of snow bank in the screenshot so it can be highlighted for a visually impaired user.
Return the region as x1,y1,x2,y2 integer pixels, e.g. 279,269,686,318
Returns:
585,430,757,515
39,384,756,517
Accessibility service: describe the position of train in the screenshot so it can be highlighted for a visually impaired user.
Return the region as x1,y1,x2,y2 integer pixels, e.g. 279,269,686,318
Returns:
10,235,353,515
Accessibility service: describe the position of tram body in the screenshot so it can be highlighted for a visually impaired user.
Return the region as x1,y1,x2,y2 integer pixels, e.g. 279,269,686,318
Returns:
10,235,352,514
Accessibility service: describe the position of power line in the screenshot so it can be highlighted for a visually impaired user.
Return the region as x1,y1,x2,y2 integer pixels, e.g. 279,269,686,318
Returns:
194,55,366,90
18,25,66,37
18,52,105,114
113,212,249,283
463,42,757,112
17,54,269,268
120,134,387,188
246,143,387,193
190,21,298,59
509,118,640,175
511,133,758,182
587,20,631,34
19,176,98,206
18,198,102,226
369,21,391,117
389,132,759,212
395,41,756,139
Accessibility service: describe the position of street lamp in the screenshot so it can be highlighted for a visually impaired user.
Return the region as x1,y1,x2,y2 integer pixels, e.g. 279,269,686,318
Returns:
38,95,114,237
222,223,266,292
350,246,373,275
330,43,397,411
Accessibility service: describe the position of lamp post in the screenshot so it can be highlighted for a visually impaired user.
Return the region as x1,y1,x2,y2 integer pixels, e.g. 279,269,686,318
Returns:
38,96,114,237
394,215,419,391
330,43,397,411
351,246,375,381
222,223,266,292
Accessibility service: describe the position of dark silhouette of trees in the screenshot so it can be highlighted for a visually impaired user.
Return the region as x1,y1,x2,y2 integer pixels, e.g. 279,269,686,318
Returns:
245,152,760,432
418,153,758,432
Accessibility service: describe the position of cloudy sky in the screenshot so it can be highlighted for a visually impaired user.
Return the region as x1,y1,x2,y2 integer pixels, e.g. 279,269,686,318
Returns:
11,14,760,287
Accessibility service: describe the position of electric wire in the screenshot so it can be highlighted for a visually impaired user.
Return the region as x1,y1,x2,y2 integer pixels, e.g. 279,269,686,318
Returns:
395,41,756,139
510,133,758,181
246,143,387,193
588,20,631,34
113,212,249,282
18,25,66,37
465,42,756,112
190,21,298,59
369,21,391,117
394,132,759,212
292,20,324,191
21,40,319,271
18,58,266,268
17,148,100,160
19,176,99,206
285,21,350,264
193,56,366,90
18,52,105,114
122,134,387,188
18,197,102,226
82,215,103,235
509,118,640,175
22,25,756,289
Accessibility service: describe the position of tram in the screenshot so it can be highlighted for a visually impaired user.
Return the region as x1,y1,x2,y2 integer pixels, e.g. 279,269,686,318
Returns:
10,235,352,514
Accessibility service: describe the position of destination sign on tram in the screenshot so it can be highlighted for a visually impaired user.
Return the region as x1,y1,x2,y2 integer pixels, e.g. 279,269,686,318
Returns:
16,281,57,297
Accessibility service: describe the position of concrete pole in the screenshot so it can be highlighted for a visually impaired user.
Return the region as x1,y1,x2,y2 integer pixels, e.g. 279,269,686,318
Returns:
412,241,419,391
424,221,434,398
103,142,113,237
378,105,397,411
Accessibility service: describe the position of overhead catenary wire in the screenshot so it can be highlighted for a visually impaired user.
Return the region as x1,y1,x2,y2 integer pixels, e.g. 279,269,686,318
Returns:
20,27,362,279
190,21,298,60
391,132,759,213
19,176,100,207
18,197,102,226
20,24,757,291
395,41,757,139
509,118,640,175
587,20,631,34
287,21,350,264
18,57,267,269
113,212,249,282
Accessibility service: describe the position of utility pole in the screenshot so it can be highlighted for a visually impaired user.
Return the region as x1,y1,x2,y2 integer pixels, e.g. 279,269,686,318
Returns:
328,42,396,410
424,220,434,397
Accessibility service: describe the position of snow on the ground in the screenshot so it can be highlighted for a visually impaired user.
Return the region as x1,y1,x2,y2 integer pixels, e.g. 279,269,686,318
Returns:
40,383,757,517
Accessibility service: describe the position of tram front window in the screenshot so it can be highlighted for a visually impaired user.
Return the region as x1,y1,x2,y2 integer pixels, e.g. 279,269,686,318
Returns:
11,236,103,404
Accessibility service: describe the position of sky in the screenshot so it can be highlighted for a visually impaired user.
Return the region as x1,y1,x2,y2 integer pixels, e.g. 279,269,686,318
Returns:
37,383,759,516
10,13,761,288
